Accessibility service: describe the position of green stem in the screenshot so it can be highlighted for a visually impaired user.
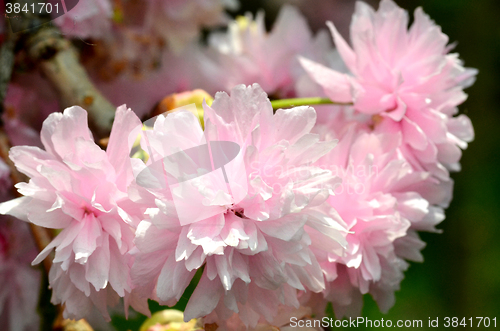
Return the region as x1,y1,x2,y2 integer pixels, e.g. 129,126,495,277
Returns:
270,97,352,109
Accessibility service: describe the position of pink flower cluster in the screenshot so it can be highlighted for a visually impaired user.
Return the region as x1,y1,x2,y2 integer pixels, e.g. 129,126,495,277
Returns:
0,0,475,329
296,0,475,317
0,106,148,320
301,0,476,183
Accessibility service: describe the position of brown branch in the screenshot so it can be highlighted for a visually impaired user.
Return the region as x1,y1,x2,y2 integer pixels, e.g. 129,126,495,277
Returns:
5,0,116,138
26,27,116,137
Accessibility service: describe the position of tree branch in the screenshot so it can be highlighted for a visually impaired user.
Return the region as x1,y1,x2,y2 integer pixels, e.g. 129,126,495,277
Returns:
5,0,116,137
26,27,116,137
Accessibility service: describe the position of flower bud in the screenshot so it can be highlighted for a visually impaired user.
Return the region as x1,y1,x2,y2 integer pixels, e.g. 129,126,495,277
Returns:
140,309,201,331
153,89,213,128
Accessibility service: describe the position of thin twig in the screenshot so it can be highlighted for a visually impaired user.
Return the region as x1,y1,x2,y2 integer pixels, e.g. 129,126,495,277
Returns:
270,97,352,110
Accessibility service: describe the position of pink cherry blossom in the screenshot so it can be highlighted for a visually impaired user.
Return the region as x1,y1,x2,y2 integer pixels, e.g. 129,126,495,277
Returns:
130,84,348,328
301,0,476,180
0,105,148,320
311,125,444,317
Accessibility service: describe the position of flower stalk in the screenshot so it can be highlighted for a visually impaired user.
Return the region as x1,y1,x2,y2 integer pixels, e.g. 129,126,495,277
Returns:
270,97,351,110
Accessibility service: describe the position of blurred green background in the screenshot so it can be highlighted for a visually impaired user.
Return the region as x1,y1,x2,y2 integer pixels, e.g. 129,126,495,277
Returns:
113,1,500,330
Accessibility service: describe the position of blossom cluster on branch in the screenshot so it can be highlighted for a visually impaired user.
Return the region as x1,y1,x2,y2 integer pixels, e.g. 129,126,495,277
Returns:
0,0,475,330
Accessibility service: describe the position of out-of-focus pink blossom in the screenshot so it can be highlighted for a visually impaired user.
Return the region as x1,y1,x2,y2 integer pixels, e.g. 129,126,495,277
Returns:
57,0,238,118
268,0,376,38
93,44,210,118
85,4,333,118
0,218,41,331
200,5,334,97
301,0,476,180
131,84,347,328
0,105,148,320
144,0,238,53
3,74,61,147
52,0,113,39
60,0,237,52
